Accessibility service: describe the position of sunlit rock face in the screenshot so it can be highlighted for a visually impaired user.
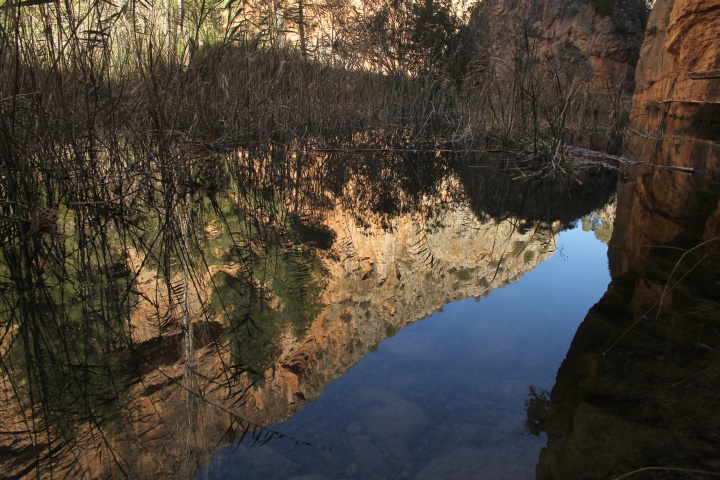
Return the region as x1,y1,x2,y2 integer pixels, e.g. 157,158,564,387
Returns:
536,8,720,469
470,0,648,93
631,0,720,128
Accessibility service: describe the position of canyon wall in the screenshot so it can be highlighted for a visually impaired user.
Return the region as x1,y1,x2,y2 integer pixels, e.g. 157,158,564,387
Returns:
631,0,720,129
536,1,720,477
536,135,720,480
470,0,648,93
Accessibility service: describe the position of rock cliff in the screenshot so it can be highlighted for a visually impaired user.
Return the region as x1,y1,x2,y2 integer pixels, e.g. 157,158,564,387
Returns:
470,0,649,94
631,0,720,129
535,1,720,475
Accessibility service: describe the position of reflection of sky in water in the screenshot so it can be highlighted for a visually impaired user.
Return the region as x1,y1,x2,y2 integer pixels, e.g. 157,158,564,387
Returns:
198,222,610,480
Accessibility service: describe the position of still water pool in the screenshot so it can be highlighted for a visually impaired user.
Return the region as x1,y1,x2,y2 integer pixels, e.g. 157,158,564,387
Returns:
198,223,610,479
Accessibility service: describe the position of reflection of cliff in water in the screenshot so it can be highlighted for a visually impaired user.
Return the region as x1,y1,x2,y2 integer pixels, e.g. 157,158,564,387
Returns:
537,129,720,479
0,145,615,479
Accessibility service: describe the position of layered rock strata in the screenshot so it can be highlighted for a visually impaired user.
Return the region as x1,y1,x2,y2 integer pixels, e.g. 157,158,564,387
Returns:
631,0,720,131
536,2,720,472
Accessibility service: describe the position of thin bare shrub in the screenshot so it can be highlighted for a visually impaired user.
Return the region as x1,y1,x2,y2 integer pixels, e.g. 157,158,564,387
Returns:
452,27,630,174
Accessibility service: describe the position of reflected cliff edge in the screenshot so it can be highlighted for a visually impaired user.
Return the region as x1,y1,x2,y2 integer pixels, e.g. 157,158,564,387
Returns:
537,0,720,476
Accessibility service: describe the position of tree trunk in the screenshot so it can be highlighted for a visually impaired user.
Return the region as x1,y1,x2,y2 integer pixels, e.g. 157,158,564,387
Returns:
298,0,307,59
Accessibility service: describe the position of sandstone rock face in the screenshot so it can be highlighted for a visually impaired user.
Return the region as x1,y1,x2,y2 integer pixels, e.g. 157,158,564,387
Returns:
534,4,720,473
631,0,720,128
471,0,648,94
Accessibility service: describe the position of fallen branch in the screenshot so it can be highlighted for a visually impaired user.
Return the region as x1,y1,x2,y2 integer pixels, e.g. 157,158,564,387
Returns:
565,146,716,177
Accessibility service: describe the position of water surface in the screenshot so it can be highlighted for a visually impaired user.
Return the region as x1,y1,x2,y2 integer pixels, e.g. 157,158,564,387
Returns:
199,222,610,479
0,146,619,479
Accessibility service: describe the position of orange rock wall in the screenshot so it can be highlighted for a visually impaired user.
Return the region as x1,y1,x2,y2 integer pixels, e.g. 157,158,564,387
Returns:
632,0,720,126
471,0,649,94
